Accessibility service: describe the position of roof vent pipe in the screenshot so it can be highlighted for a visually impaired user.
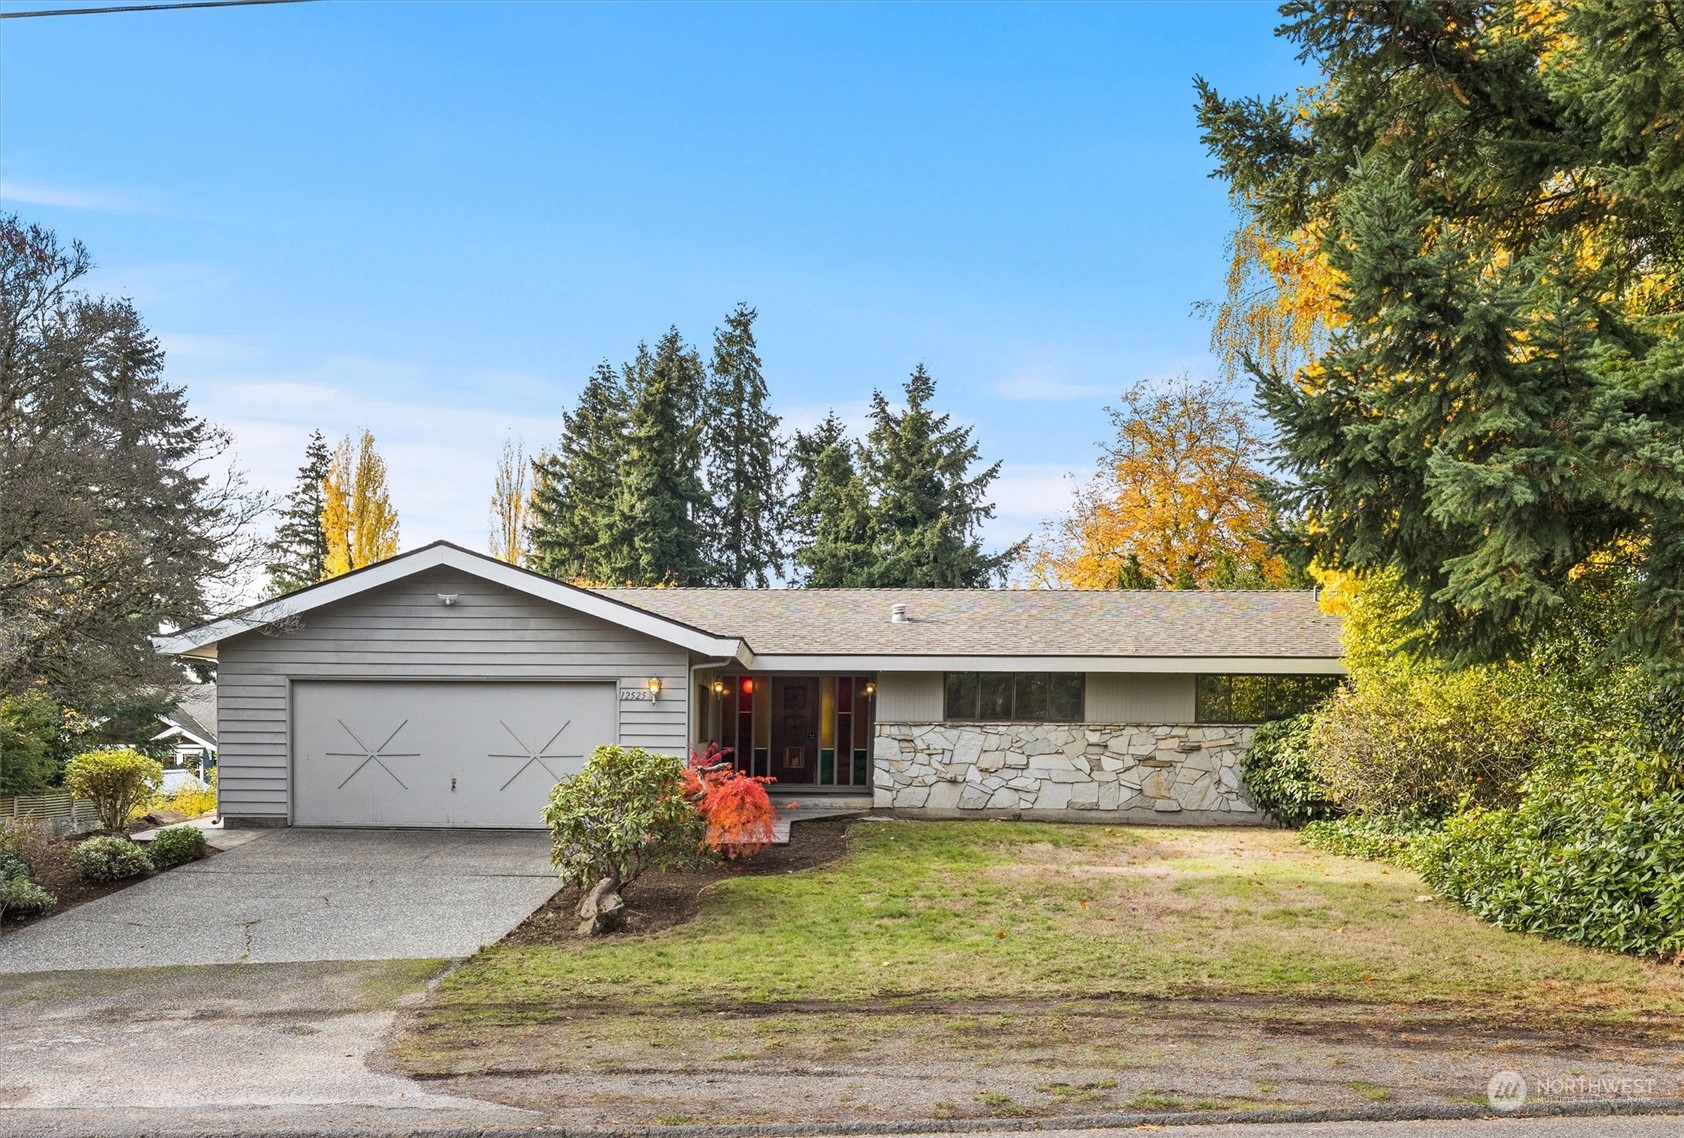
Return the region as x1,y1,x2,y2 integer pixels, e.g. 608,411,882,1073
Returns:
889,603,909,624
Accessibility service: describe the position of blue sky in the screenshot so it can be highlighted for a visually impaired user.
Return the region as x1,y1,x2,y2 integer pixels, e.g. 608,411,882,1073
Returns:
0,1,1308,560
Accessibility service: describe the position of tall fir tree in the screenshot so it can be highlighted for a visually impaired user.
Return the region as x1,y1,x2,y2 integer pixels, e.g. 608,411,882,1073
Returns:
597,329,710,585
527,362,629,583
264,429,331,596
788,413,875,587
1196,1,1684,671
703,304,784,586
859,365,1020,587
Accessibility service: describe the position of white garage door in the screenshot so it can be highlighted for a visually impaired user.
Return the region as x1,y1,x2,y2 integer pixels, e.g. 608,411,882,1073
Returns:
293,681,617,828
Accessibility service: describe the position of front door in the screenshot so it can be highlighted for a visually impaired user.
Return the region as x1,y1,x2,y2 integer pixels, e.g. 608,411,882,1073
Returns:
769,676,819,785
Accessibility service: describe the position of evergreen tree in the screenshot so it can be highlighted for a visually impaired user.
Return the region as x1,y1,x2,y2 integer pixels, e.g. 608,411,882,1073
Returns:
1197,2,1684,671
703,304,784,586
264,430,330,596
597,329,710,585
1,215,269,709
528,363,628,584
788,413,875,587
858,365,1020,587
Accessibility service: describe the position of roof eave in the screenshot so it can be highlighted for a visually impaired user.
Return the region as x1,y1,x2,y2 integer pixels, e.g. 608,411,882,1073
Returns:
733,653,1346,674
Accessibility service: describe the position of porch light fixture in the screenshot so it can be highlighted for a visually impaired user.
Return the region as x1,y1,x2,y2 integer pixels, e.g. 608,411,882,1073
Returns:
863,681,876,697
646,677,662,696
711,679,726,695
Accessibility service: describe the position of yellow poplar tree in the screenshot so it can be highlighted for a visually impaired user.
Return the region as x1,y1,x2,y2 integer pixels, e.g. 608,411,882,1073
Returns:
487,436,529,566
1029,374,1286,590
321,429,400,578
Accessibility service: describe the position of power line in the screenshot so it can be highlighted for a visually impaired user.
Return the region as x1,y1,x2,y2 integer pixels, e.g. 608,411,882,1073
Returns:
1,0,318,18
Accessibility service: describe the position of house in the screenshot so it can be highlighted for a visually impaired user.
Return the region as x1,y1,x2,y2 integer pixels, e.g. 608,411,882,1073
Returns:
152,684,218,778
152,541,1343,829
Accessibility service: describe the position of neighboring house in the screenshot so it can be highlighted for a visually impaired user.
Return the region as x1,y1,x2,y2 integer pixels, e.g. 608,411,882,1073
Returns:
153,684,218,777
152,541,1343,830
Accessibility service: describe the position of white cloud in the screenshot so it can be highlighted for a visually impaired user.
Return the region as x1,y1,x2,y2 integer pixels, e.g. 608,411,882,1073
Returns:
0,178,135,212
158,332,259,362
177,359,568,557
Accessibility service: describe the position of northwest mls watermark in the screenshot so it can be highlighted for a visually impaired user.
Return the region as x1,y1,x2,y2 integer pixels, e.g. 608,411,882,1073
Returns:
1486,1070,1661,1112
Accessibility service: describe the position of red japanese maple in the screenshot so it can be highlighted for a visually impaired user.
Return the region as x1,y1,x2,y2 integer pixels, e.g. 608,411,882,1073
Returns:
684,742,780,859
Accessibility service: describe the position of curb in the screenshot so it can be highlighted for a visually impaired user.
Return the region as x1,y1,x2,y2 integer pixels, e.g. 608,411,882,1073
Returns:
7,1096,1683,1138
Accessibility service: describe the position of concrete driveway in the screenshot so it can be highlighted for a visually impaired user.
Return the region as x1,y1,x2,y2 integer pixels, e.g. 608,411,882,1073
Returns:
0,828,562,972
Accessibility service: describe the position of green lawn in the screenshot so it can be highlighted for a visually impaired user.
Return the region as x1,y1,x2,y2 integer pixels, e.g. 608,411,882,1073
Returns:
425,820,1681,1023
396,820,1684,1123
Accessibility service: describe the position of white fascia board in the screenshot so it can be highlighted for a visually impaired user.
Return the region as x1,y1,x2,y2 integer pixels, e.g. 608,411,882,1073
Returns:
150,543,746,661
738,654,1346,675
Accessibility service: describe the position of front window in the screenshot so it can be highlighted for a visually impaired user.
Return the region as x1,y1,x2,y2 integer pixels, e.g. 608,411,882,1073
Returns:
1195,674,1342,724
944,672,1083,722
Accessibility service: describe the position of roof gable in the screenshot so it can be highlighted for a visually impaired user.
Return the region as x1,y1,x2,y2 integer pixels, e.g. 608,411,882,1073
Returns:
151,542,747,661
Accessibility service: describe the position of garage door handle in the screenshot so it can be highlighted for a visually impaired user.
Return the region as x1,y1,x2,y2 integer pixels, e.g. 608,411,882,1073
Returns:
451,777,457,792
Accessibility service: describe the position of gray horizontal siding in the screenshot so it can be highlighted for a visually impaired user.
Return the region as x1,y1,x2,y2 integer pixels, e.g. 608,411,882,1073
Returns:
1084,673,1196,724
877,672,944,722
215,566,691,821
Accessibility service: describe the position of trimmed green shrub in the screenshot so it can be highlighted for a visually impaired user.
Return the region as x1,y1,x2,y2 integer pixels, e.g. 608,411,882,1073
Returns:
65,748,163,832
1240,714,1339,827
70,834,152,883
0,851,32,883
0,876,56,921
1300,814,1438,869
1418,756,1684,958
544,745,709,893
147,825,207,870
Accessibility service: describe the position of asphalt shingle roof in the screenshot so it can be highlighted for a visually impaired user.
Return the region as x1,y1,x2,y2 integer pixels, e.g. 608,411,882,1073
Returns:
590,588,1342,659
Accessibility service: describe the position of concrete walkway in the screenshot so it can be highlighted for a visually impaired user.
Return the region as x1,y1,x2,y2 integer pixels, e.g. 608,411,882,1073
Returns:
0,828,562,972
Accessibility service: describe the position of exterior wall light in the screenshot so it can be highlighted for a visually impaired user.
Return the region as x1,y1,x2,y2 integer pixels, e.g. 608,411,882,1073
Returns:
646,677,662,696
711,679,726,695
437,593,459,606
863,681,877,697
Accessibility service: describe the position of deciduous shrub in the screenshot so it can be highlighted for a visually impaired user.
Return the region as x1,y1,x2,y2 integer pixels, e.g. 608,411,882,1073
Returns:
70,834,152,883
1239,714,1338,827
684,743,779,859
543,745,708,893
1308,673,1545,820
147,825,207,870
1418,756,1684,958
65,748,163,833
157,770,217,818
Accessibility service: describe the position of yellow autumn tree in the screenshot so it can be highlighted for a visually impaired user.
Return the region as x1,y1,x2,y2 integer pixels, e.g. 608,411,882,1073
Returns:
1028,374,1288,590
321,429,400,579
487,436,529,566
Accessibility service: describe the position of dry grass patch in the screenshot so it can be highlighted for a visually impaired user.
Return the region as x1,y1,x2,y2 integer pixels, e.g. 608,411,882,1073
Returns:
392,820,1684,1125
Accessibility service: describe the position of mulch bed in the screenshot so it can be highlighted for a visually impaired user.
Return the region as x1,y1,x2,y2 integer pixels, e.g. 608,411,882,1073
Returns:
503,817,854,946
1,819,218,934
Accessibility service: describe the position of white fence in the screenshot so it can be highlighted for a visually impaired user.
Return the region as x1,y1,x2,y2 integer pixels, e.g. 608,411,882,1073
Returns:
1,790,100,836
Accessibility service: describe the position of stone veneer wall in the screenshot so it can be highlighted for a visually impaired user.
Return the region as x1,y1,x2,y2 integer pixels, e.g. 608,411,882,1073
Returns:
873,722,1262,823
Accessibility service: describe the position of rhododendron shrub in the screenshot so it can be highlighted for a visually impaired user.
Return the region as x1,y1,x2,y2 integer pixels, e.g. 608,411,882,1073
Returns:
685,742,780,859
